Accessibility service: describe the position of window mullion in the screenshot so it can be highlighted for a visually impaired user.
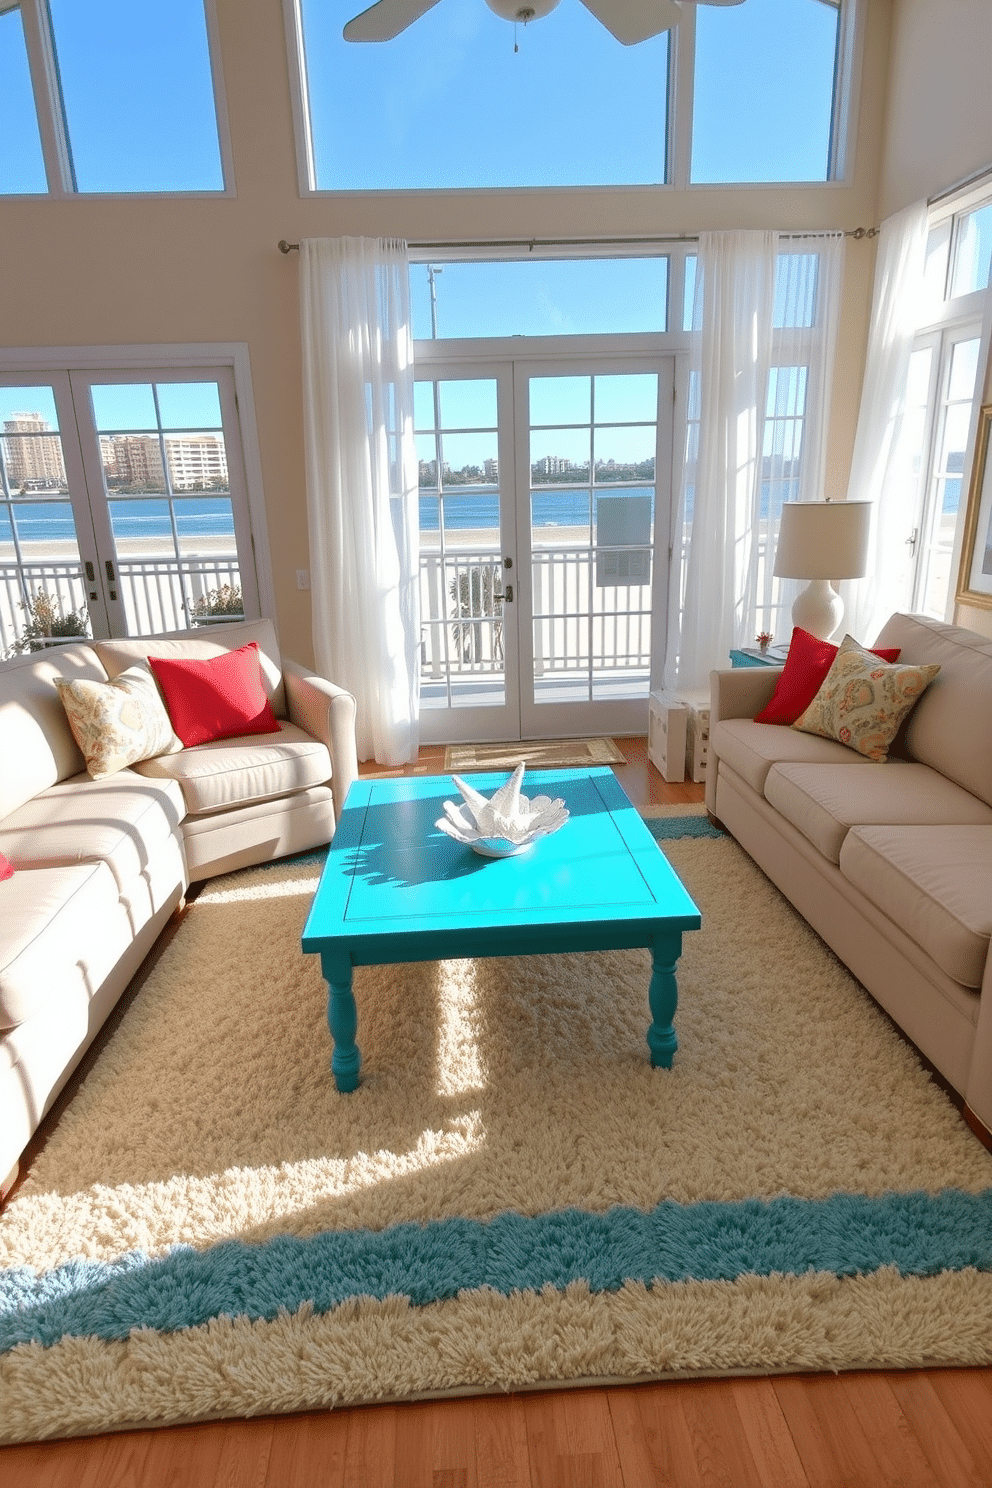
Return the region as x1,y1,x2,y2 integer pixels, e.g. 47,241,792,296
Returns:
18,0,75,195
667,2,694,191
829,0,864,183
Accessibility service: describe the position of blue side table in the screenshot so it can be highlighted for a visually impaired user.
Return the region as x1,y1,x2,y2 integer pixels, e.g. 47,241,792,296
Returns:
730,646,789,667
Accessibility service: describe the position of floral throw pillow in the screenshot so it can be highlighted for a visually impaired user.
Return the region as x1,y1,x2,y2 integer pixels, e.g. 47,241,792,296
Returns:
55,664,183,780
792,635,941,763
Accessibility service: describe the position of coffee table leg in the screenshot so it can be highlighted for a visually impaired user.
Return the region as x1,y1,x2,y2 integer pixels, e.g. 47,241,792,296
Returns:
647,931,682,1069
322,955,361,1092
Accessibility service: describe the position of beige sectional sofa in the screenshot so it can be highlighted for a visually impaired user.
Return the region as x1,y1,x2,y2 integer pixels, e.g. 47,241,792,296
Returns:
707,611,992,1143
0,618,358,1191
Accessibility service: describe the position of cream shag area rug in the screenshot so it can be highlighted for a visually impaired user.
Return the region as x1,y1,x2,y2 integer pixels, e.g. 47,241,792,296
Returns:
444,737,625,771
2,832,992,1442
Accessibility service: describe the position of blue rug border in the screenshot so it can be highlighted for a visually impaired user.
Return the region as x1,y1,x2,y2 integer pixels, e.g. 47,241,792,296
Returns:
3,1189,991,1354
644,813,724,841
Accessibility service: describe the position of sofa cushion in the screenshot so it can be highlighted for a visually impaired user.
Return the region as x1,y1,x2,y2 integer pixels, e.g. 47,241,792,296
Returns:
94,618,287,719
0,644,107,817
0,770,185,894
839,825,992,989
0,851,12,881
54,662,182,778
711,717,866,797
792,636,941,762
755,626,901,725
873,614,992,807
134,722,332,816
764,760,992,864
0,861,124,1029
148,643,281,747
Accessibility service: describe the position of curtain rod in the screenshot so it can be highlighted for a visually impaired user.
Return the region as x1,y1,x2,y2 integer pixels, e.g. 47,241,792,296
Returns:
928,161,992,207
278,227,876,254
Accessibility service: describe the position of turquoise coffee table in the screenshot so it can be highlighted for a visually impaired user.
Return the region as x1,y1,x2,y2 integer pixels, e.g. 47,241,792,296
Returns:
301,767,701,1091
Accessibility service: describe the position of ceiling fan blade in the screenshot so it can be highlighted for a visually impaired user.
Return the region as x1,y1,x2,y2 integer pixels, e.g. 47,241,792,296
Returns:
579,0,684,44
343,0,444,42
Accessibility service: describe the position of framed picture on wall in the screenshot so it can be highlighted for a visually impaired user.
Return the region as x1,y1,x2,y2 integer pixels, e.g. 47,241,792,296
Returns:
957,404,992,609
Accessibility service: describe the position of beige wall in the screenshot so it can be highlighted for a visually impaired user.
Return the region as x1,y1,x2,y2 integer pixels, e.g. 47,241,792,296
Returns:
877,0,992,219
0,0,894,667
874,1,992,635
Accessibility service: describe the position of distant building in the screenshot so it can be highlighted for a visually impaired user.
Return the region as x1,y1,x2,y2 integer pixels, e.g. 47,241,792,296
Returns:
2,413,66,489
536,455,571,476
108,433,228,491
110,435,167,489
164,433,228,489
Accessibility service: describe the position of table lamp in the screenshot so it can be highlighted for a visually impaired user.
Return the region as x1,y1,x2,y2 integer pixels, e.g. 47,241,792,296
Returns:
773,500,872,641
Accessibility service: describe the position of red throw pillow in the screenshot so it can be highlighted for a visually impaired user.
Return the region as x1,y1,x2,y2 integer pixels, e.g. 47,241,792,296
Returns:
148,642,281,747
0,851,14,882
754,627,901,725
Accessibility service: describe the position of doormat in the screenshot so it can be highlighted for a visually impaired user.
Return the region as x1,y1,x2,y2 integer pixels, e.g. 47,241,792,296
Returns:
444,737,626,772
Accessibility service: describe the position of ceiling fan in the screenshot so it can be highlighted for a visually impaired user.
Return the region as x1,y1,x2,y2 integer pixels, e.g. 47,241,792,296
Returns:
343,0,744,48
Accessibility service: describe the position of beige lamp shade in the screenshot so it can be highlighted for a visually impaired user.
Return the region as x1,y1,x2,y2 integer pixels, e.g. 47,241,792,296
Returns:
773,501,872,641
773,501,872,580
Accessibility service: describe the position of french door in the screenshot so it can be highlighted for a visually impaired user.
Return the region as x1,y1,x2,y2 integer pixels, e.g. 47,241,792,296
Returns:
0,366,260,654
416,355,674,743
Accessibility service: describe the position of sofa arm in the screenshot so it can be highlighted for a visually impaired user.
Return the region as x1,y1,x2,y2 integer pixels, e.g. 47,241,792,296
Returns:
965,955,992,1143
706,666,784,817
282,660,359,824
709,665,783,724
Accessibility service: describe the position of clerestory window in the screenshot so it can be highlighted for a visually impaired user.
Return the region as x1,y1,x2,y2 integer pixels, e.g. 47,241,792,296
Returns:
0,0,230,196
287,0,855,194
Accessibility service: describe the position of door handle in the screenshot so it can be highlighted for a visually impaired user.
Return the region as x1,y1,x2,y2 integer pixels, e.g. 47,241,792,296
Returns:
505,584,514,603
85,560,95,582
105,559,116,581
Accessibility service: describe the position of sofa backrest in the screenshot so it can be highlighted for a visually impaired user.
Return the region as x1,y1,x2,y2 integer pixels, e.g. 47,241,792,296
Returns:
873,612,992,807
93,617,287,718
0,644,108,818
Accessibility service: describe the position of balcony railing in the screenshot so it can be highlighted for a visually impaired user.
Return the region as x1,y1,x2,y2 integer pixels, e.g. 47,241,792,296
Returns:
0,553,242,656
4,530,827,676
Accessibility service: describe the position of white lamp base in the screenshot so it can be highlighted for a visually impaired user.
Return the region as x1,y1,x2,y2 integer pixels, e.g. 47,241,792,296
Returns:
791,579,844,642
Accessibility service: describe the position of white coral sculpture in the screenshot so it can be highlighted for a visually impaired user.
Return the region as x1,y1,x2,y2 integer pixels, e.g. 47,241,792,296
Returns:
436,762,569,855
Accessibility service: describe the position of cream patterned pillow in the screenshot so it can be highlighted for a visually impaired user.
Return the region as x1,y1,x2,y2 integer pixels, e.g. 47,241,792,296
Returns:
792,635,941,763
55,664,183,780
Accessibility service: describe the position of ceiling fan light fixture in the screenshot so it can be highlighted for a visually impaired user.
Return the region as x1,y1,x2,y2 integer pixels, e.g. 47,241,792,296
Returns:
484,0,561,22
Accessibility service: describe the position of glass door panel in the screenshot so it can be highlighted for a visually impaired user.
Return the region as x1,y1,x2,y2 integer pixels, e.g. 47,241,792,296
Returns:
518,365,670,739
416,370,519,743
911,330,981,618
0,377,101,655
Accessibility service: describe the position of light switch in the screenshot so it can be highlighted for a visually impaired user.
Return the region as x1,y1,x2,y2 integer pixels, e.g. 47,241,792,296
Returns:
296,569,310,591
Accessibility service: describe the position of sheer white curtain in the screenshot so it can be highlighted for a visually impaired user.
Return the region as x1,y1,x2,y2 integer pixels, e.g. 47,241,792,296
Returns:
842,202,930,643
664,231,777,694
665,230,845,694
300,236,420,765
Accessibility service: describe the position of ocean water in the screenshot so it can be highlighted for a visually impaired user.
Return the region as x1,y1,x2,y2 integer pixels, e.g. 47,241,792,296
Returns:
1,497,236,544
4,478,962,548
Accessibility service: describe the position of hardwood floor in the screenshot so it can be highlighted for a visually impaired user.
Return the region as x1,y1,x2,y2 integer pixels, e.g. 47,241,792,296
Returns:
4,738,991,1486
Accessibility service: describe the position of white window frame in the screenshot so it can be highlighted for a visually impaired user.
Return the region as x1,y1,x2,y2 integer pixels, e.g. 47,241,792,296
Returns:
912,180,992,618
3,0,236,198
0,342,274,622
283,0,861,198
